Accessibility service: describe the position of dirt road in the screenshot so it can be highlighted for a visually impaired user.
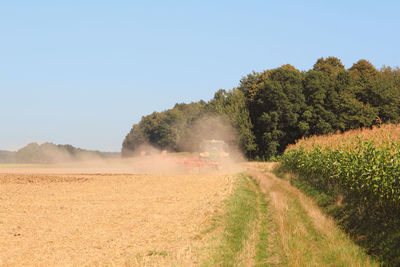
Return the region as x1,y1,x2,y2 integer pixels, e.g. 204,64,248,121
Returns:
0,170,234,266
244,162,377,266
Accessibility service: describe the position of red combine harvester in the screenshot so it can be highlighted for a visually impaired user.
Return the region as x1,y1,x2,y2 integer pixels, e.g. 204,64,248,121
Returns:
133,140,229,173
175,140,228,172
165,140,230,172
198,139,229,170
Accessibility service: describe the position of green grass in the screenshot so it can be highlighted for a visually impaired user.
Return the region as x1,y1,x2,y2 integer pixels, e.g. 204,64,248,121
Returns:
212,174,258,266
202,166,376,266
253,181,282,267
271,163,379,266
283,189,372,266
202,173,275,266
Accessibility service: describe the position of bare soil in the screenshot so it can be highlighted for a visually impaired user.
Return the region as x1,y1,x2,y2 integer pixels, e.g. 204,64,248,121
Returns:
0,164,234,266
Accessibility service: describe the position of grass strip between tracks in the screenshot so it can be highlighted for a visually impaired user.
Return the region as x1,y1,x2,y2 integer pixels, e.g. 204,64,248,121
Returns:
203,165,376,266
261,162,378,266
202,173,273,266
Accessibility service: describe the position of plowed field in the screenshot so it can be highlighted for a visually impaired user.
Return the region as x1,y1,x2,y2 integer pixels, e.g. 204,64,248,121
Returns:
0,166,234,266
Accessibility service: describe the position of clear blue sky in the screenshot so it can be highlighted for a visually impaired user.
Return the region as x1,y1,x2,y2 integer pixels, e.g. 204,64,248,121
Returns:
1,1,399,152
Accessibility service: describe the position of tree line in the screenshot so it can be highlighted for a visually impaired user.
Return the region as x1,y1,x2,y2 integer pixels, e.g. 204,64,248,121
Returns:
122,57,400,160
15,142,119,163
0,150,16,163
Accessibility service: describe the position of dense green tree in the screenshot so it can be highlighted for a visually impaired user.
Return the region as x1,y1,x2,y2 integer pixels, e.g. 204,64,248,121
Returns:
349,59,378,86
238,70,270,106
303,70,335,135
249,67,307,158
313,57,345,78
122,57,400,160
339,91,378,129
358,69,400,123
122,101,207,155
207,88,257,157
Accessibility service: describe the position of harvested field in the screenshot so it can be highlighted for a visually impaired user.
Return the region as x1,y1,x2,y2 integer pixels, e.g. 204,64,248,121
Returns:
0,165,235,266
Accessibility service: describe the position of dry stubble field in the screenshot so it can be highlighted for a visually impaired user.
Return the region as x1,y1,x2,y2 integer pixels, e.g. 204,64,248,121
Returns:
0,161,235,266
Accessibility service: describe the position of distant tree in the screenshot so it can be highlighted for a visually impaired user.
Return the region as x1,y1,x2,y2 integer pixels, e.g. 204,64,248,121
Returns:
238,70,270,104
122,124,148,157
122,101,207,155
0,150,16,163
16,142,105,163
313,57,345,78
16,143,44,163
349,59,378,86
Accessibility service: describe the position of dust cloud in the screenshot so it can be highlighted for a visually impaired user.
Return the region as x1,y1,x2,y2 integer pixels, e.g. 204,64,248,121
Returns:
116,115,246,175
2,116,245,175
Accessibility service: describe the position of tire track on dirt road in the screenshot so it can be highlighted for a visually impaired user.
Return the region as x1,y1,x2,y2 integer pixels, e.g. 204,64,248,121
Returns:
247,162,377,266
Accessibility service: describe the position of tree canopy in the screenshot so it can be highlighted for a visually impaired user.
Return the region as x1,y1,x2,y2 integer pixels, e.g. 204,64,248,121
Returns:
122,57,400,160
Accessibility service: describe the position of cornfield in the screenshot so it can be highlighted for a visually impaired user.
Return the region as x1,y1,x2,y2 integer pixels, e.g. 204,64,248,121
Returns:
286,123,400,152
280,123,400,264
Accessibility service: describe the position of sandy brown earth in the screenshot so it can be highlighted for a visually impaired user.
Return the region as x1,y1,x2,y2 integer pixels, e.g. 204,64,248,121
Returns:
0,166,235,266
